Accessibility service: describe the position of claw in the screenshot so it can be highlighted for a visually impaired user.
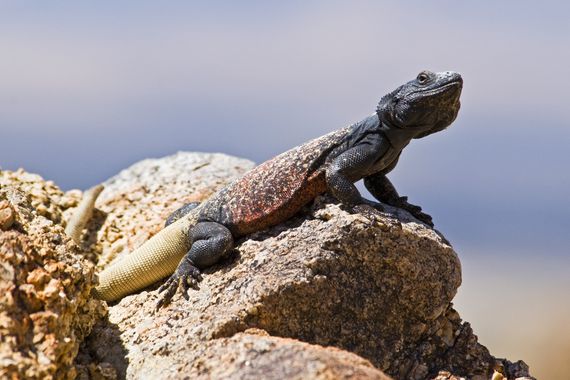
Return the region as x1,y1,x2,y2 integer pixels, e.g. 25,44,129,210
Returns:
392,197,434,228
413,211,434,227
155,258,202,310
181,280,190,301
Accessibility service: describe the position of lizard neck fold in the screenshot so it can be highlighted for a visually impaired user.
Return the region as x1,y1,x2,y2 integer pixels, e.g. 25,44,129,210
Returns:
377,121,414,149
377,118,438,150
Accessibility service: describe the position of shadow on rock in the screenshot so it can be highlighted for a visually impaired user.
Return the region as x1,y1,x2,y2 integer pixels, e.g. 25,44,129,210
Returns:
77,317,128,380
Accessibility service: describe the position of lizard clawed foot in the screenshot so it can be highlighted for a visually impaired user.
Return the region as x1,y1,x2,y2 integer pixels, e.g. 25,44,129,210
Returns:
394,196,434,227
156,258,202,310
411,210,434,227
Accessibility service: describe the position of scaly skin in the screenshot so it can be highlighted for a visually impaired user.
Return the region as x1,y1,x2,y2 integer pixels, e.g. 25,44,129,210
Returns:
92,208,200,301
93,71,463,307
65,184,104,244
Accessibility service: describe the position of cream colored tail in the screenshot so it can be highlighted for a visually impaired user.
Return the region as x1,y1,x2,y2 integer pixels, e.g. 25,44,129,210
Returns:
93,215,196,302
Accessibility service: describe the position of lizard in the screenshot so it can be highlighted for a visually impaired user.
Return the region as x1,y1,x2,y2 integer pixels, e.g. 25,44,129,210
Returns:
92,70,463,309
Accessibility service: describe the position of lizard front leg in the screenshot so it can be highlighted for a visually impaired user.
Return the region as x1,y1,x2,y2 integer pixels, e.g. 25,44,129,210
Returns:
156,221,234,309
325,140,386,209
364,173,434,227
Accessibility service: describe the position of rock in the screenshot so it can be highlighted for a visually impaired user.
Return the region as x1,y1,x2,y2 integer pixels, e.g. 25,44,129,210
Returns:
0,171,105,379
82,152,534,380
0,169,79,226
83,328,391,379
184,331,391,379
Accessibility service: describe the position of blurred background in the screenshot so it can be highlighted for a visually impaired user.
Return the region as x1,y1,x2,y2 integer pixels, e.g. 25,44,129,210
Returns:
1,1,568,378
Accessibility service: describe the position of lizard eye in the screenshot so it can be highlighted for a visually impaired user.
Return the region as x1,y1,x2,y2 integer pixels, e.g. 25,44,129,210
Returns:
417,72,430,84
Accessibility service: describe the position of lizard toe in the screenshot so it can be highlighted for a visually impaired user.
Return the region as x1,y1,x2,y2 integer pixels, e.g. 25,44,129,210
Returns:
156,259,203,310
156,279,178,310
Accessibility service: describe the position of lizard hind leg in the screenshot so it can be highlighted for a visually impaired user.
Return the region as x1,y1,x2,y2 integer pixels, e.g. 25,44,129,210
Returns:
165,201,201,227
156,221,233,309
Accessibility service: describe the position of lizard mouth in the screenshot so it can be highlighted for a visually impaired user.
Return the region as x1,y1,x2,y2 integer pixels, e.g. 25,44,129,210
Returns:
411,80,463,98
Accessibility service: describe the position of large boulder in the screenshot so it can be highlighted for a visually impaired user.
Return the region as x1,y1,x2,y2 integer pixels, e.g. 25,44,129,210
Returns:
82,152,533,380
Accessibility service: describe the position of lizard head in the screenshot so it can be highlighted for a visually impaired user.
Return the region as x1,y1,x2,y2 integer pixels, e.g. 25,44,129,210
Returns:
377,70,462,138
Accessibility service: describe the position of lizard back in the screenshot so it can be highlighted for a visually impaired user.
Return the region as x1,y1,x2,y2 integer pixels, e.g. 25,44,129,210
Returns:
200,126,353,236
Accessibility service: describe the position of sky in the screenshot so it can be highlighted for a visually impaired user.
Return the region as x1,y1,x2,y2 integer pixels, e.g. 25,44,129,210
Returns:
0,2,569,376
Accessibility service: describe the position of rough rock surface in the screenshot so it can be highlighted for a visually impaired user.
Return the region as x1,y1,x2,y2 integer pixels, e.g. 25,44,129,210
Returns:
82,327,390,380
181,330,391,380
82,152,534,380
0,170,104,379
